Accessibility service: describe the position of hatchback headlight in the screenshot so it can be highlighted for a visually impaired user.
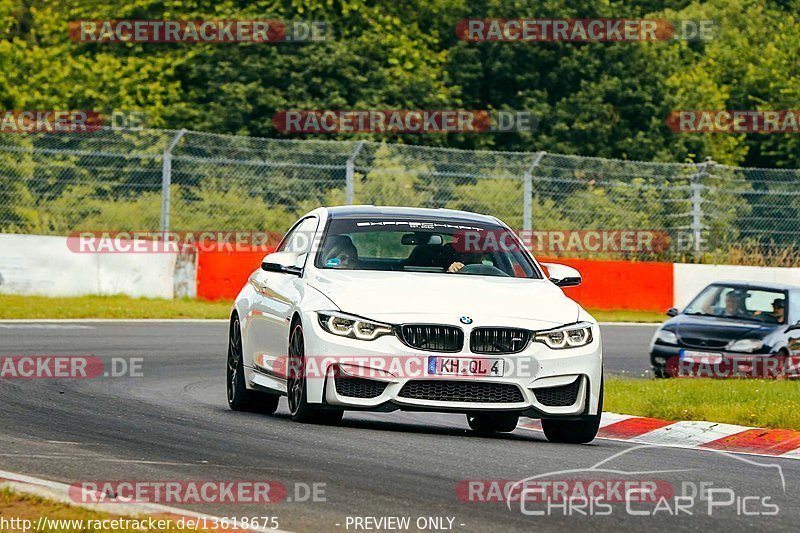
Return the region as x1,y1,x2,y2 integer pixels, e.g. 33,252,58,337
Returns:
317,311,394,341
655,329,678,345
726,338,764,353
533,322,594,350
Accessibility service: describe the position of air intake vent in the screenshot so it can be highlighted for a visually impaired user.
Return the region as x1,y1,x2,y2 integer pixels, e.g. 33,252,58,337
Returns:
532,378,582,407
470,327,531,354
334,376,388,399
399,325,463,352
398,380,524,403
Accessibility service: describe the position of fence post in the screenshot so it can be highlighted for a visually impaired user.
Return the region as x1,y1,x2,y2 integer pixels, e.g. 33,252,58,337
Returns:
160,129,187,233
523,151,546,232
345,141,365,205
690,158,713,261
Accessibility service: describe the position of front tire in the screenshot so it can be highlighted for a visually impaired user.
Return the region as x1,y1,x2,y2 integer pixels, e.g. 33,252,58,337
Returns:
542,378,603,444
287,323,343,425
227,315,280,414
467,412,519,433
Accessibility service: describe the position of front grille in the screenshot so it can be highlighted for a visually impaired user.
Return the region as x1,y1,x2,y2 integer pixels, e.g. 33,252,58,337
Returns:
334,375,388,399
399,325,463,352
680,337,728,349
533,378,582,407
398,380,524,403
471,327,531,354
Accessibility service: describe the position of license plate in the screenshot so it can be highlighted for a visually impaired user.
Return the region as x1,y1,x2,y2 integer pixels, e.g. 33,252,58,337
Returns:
680,349,723,364
427,356,504,377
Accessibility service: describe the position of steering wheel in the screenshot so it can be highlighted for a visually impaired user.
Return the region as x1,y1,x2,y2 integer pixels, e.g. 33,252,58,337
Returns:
456,263,509,277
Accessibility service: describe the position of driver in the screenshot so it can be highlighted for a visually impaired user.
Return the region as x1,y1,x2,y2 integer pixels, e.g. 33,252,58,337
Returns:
322,235,358,269
772,298,786,323
447,252,483,273
720,291,746,318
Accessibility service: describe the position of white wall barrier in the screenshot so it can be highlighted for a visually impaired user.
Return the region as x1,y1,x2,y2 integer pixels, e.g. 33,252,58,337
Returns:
0,234,193,299
673,263,800,309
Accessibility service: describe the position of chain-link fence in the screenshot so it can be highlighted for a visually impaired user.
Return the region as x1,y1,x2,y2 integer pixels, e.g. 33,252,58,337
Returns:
1,127,798,264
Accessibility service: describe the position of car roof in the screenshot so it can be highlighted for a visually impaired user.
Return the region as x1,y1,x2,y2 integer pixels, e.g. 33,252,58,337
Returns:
325,205,501,225
709,280,800,292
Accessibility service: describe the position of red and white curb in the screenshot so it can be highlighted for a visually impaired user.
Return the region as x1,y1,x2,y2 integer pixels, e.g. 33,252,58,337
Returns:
0,469,289,532
520,412,800,459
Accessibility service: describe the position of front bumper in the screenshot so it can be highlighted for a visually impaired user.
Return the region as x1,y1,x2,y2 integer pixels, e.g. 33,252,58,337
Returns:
301,311,603,418
650,344,797,378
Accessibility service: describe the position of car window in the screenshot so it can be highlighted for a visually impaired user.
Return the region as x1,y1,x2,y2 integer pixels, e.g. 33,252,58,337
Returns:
315,217,541,279
278,217,318,254
684,285,787,324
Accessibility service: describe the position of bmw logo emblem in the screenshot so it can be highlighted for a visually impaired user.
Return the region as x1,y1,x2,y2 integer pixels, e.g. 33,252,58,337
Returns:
460,316,473,325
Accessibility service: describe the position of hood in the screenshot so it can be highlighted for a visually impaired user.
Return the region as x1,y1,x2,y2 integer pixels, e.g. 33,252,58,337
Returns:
306,269,580,328
671,315,777,345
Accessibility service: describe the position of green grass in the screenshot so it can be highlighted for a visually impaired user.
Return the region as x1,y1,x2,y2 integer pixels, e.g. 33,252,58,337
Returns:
0,294,231,319
606,376,800,430
0,295,664,321
588,308,665,323
0,488,193,531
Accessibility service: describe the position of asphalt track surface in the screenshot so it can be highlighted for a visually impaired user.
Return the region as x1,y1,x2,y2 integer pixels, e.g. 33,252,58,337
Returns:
1,321,799,532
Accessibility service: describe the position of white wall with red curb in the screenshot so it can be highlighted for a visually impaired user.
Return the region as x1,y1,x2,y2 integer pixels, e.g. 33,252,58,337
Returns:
673,263,800,308
0,234,181,299
521,413,800,459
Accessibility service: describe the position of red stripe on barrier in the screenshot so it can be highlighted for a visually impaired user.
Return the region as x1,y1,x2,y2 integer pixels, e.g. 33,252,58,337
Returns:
197,247,273,301
598,417,675,439
539,257,674,312
699,429,800,456
195,249,675,309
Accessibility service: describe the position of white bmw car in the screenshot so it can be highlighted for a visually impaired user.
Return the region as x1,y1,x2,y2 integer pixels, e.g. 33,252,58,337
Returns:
227,206,603,443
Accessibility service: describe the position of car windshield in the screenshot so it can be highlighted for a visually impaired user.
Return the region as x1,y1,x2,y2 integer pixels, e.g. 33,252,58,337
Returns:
314,217,541,279
683,285,787,324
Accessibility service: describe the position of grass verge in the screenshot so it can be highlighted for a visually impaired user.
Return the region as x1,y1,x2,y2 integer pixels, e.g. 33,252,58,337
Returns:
605,376,800,430
588,309,664,323
0,294,231,319
0,488,191,532
0,295,665,322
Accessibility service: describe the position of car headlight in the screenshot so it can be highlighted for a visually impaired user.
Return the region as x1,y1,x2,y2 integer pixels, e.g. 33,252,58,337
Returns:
317,311,394,341
655,329,678,345
533,322,593,350
726,338,764,353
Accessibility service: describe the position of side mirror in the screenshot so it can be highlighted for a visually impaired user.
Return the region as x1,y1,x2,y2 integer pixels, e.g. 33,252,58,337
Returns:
541,262,581,288
260,251,304,276
666,307,679,317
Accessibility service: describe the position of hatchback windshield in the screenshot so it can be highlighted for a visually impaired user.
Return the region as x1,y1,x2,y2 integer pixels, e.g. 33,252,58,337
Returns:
684,284,787,324
314,217,541,279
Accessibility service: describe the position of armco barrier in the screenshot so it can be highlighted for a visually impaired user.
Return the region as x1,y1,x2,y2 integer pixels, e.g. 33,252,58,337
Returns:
194,248,674,312
196,247,274,301
0,234,177,298
539,257,674,312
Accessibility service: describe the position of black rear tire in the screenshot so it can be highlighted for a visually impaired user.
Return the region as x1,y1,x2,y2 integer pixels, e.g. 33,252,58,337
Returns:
467,412,519,433
542,378,603,444
227,315,280,414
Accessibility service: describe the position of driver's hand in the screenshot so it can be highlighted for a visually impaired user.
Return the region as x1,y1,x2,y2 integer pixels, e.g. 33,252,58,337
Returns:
447,262,465,273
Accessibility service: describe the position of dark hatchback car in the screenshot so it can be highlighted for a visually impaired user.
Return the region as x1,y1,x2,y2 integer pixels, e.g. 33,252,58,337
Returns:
650,281,800,378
